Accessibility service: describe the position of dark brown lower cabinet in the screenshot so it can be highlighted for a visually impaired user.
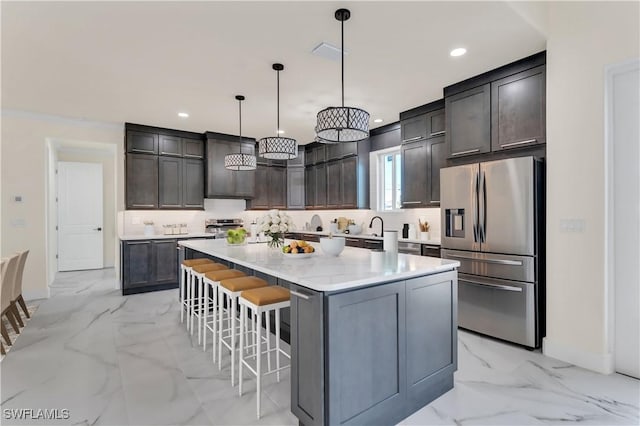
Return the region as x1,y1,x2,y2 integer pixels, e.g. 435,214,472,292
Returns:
121,239,178,295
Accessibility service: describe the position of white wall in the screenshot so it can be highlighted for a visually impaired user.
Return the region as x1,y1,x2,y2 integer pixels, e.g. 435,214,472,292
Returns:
543,1,640,373
1,111,124,300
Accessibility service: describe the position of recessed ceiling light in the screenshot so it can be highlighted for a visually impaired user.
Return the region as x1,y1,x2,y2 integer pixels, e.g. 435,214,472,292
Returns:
277,129,285,134
373,118,383,123
178,112,189,118
450,48,467,57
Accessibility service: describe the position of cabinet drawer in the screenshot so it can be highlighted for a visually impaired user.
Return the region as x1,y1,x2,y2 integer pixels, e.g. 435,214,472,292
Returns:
345,237,364,248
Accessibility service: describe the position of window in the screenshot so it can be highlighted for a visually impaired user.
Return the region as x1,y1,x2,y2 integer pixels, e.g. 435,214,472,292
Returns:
378,150,402,211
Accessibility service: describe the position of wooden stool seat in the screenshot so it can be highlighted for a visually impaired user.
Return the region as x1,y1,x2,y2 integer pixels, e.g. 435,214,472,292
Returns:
241,286,290,306
220,276,268,293
182,258,213,267
205,269,245,282
191,263,227,274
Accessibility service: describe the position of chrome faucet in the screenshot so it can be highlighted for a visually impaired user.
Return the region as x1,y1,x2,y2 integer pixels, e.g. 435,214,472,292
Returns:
368,216,384,237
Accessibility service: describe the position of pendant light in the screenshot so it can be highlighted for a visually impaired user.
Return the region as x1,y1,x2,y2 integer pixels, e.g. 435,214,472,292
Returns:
224,95,257,171
315,8,370,143
258,63,298,160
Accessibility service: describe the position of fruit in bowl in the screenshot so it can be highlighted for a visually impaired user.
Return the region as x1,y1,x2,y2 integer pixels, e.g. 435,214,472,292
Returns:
282,240,315,254
226,228,247,245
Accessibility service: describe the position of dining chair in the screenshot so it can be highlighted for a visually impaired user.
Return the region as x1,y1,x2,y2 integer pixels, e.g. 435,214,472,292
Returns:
1,255,20,343
11,250,30,320
1,258,9,351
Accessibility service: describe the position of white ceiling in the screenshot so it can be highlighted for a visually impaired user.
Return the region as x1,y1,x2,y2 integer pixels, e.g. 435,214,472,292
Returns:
1,1,546,143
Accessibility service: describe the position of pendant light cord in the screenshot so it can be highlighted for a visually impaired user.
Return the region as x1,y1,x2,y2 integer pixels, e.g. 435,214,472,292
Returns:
277,69,280,135
238,98,243,155
341,17,345,108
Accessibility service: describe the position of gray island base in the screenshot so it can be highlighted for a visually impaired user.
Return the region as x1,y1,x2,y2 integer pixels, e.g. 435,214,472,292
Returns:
179,239,459,426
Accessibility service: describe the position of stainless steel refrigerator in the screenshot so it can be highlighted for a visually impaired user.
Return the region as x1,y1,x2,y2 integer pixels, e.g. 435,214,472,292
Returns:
440,156,544,348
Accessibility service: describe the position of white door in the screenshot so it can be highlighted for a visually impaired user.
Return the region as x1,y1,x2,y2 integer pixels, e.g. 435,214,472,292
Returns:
58,162,104,271
612,62,640,378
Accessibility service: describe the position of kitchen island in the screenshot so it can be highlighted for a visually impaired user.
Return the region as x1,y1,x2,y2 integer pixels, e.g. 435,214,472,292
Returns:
179,239,459,426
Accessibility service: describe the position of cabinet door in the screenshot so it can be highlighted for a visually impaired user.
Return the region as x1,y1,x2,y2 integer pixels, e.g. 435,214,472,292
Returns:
126,153,158,209
269,166,287,209
206,140,235,197
151,239,178,285
233,142,257,198
342,156,358,208
123,241,152,288
426,135,446,206
249,165,270,209
446,84,491,157
183,159,204,209
126,130,158,154
183,138,204,159
304,146,315,166
326,160,342,208
158,156,183,209
290,284,324,426
287,147,305,167
344,237,363,248
159,135,182,157
326,281,406,425
406,273,457,409
427,109,446,138
491,66,546,151
313,145,326,164
315,163,327,208
326,144,342,162
287,167,305,209
305,166,316,208
401,114,428,143
342,141,358,157
401,140,428,208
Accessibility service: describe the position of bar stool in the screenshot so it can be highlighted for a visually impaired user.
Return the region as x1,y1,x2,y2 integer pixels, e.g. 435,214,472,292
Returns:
190,262,229,343
180,258,213,328
238,286,291,419
218,276,269,385
202,269,248,360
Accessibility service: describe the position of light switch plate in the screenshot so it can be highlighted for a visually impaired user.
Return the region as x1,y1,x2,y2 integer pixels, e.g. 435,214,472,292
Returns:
560,219,585,232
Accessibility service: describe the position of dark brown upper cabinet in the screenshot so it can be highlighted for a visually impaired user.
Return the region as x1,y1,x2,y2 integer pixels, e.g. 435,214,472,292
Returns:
159,135,182,157
327,141,357,161
183,159,204,209
305,143,327,166
401,115,428,144
401,140,428,208
287,167,305,210
491,66,546,151
247,164,287,210
126,153,158,209
427,109,445,138
205,134,255,199
248,165,270,209
127,130,158,155
426,135,446,206
158,156,183,209
326,161,342,208
445,83,491,158
183,138,205,159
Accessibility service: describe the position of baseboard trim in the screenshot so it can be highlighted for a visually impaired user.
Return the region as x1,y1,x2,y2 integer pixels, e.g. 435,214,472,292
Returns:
23,287,51,301
543,337,614,374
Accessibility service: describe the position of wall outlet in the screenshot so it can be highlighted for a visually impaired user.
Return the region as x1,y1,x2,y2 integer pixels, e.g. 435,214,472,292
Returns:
131,217,141,225
560,219,585,232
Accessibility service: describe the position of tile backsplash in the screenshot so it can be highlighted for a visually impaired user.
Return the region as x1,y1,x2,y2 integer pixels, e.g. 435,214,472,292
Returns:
119,198,440,239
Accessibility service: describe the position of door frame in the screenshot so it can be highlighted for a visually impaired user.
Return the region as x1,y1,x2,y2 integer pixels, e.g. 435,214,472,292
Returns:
604,57,640,374
45,138,118,292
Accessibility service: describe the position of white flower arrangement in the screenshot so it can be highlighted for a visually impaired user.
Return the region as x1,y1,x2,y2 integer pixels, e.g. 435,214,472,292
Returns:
259,210,293,248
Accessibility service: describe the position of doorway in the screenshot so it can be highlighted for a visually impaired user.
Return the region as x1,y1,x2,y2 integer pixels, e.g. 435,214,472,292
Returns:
57,161,104,271
606,59,639,379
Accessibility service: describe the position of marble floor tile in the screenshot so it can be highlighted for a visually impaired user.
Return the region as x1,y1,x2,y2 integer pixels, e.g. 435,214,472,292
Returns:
1,268,638,426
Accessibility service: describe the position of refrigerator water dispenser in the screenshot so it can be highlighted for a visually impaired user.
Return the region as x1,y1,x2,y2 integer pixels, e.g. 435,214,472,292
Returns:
445,208,465,238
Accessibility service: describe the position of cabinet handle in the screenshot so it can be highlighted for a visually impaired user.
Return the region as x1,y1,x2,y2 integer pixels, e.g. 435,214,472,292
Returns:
450,148,480,156
402,201,422,205
131,204,155,208
346,238,360,242
430,131,446,136
402,136,424,143
127,241,150,245
183,154,203,158
290,290,311,300
500,139,537,148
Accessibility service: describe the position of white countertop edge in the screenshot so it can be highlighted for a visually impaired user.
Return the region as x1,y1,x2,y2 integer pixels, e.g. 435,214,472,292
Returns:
119,233,215,241
290,230,441,246
179,239,458,293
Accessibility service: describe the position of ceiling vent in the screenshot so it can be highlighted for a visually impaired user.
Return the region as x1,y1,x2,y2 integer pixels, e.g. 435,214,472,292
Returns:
311,42,348,62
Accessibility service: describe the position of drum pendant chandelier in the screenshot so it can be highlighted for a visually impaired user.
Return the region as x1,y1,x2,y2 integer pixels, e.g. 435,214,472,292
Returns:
259,63,298,160
224,95,257,171
315,8,370,143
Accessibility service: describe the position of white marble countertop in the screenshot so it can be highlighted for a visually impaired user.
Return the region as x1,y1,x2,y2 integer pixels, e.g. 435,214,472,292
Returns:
290,230,441,246
179,239,458,292
119,233,215,241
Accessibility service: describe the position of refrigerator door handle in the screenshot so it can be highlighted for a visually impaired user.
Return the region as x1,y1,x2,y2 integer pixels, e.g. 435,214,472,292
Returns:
473,171,480,242
479,170,487,243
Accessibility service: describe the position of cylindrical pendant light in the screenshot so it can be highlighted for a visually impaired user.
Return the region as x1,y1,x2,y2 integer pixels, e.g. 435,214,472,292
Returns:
225,95,257,171
259,63,298,160
315,9,370,143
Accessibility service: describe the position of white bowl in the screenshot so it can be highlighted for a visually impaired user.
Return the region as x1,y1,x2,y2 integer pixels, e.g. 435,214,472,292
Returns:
348,224,362,235
320,237,345,256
